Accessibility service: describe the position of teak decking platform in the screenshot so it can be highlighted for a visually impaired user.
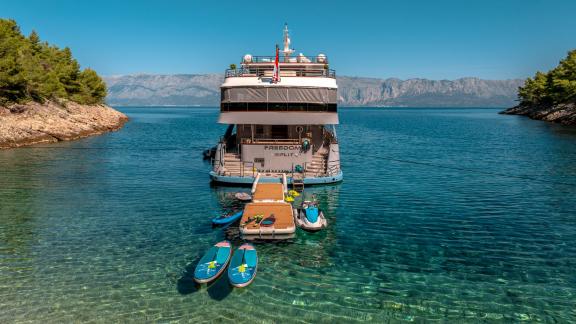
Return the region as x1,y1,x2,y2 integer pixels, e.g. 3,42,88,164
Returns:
252,183,285,202
240,203,295,234
240,182,295,238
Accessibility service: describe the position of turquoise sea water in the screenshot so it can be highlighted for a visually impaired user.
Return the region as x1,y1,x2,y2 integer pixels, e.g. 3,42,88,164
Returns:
1,107,576,322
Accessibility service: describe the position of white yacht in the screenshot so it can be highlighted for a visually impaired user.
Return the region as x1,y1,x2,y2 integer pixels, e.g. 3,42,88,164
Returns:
209,25,342,185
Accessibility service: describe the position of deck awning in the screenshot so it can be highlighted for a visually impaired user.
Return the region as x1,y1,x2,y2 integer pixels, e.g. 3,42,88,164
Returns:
218,112,339,125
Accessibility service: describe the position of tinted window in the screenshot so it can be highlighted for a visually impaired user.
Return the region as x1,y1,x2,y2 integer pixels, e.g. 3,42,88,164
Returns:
228,102,247,111
268,103,287,111
287,103,307,111
308,103,327,112
248,102,268,111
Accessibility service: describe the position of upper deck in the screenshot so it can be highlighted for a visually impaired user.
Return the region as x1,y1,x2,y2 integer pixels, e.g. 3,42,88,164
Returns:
219,24,338,123
225,55,336,79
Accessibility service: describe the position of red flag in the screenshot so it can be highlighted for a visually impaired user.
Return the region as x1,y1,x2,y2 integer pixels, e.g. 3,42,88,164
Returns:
272,45,280,83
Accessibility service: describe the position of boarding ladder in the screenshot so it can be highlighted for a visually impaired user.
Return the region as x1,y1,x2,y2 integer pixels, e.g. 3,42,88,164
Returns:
292,173,305,192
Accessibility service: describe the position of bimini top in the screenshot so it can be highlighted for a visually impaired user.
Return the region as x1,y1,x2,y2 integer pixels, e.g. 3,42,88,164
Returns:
218,111,338,125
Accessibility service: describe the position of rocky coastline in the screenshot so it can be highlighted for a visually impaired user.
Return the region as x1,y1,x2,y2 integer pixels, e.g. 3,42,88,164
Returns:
0,100,128,149
500,103,576,126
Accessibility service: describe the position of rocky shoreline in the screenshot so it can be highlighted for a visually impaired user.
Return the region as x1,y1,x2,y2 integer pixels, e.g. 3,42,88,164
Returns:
500,102,576,126
0,100,128,149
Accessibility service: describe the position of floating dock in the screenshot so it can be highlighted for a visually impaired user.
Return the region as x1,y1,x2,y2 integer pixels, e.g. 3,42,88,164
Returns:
239,174,296,240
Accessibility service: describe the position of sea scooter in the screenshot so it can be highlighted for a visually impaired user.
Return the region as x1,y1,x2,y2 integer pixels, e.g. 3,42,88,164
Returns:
293,200,327,232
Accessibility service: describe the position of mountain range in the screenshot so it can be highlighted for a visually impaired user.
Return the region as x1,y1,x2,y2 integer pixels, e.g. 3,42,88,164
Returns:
104,74,524,107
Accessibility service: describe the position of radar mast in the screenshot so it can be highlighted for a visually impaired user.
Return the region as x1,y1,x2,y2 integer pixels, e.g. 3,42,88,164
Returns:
282,23,295,59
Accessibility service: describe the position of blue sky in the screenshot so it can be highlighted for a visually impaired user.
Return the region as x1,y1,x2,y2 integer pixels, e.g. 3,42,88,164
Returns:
2,0,575,79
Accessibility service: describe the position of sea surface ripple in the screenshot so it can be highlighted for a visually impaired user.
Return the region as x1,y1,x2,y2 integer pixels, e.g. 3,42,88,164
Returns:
1,107,576,322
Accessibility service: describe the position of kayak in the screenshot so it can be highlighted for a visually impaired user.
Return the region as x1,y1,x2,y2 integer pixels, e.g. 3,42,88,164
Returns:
228,243,258,288
194,241,232,284
260,215,276,227
212,211,243,225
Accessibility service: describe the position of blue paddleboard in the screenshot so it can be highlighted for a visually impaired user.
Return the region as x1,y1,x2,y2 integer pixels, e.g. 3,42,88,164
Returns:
194,241,232,284
228,243,258,288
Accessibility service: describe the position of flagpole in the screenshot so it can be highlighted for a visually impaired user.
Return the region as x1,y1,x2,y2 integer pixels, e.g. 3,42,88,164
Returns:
273,44,280,84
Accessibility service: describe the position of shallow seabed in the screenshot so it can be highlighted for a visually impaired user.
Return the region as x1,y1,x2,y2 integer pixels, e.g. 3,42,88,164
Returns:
1,107,576,322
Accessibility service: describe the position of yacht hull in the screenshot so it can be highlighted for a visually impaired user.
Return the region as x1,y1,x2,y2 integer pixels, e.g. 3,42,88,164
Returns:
209,170,343,186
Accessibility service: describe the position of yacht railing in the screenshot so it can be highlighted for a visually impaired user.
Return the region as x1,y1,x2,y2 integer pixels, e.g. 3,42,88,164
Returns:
241,138,301,145
216,143,225,168
244,55,329,64
240,161,257,178
213,141,339,178
225,67,336,78
221,102,337,112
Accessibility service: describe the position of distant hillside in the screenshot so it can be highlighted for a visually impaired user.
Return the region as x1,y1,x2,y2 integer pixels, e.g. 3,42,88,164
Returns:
104,74,524,107
104,74,222,106
337,77,523,107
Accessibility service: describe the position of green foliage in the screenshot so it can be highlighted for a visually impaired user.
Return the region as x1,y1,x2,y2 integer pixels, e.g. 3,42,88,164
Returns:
519,50,576,105
0,19,107,106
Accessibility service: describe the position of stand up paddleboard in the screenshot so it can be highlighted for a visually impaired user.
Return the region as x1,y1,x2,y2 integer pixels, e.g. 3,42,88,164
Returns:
194,241,232,284
228,243,258,288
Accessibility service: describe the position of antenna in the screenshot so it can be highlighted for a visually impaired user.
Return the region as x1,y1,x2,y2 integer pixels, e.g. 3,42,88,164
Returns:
282,23,294,58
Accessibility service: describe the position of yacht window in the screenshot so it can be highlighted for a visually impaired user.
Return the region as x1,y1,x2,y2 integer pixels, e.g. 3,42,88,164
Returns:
228,102,247,111
269,103,287,111
287,103,307,111
271,125,289,139
308,103,327,112
248,102,267,111
255,125,264,138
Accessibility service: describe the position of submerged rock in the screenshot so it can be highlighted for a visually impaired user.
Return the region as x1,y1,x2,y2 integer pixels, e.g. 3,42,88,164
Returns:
0,100,128,149
500,102,576,126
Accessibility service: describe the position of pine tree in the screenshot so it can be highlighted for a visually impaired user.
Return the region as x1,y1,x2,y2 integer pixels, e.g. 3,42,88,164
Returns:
0,19,28,104
518,50,576,106
28,30,41,52
79,68,107,104
549,50,576,103
0,19,108,106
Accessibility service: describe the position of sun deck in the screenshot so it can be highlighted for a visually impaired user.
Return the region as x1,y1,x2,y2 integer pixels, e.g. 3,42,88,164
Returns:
225,53,335,79
225,65,336,79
